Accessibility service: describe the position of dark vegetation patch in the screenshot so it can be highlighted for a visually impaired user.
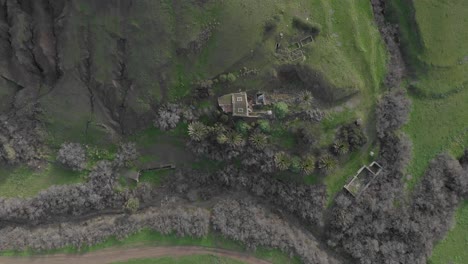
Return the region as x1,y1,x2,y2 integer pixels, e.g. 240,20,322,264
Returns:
277,64,359,103
291,17,321,37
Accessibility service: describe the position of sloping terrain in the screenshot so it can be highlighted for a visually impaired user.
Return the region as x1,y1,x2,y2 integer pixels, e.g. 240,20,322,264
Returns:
386,0,468,263
0,0,387,142
0,0,467,264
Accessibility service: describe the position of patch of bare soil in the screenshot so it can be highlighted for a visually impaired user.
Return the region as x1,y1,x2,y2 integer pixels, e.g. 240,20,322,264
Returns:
0,246,272,264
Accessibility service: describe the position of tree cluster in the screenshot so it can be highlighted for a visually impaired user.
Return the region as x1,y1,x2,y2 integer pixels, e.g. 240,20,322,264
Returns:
327,152,467,264
216,166,327,226
0,205,210,251
153,103,195,131
376,89,411,138
57,143,87,171
212,199,338,264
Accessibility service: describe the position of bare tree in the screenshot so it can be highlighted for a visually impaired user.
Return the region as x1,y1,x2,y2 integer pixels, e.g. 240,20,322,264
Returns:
57,142,87,171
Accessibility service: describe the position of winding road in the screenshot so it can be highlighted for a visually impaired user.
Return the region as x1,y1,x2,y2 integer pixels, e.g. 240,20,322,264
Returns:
0,246,272,264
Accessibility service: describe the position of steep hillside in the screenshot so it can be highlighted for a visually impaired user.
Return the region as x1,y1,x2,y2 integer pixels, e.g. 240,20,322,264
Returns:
0,0,387,143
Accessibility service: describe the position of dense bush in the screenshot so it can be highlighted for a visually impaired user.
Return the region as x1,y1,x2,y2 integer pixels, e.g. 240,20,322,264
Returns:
114,142,138,168
335,123,367,151
0,112,44,166
212,199,337,264
376,89,411,138
57,143,87,171
370,0,405,88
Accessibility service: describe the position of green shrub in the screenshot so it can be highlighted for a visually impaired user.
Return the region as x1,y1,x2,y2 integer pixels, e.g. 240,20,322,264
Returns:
226,73,237,83
219,73,237,83
273,102,289,119
124,197,140,213
235,121,251,134
289,156,302,173
257,120,271,133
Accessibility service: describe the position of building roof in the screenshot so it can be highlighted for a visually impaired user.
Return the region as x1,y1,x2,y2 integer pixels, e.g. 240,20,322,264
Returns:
232,92,248,117
218,92,249,117
344,162,383,197
218,94,233,113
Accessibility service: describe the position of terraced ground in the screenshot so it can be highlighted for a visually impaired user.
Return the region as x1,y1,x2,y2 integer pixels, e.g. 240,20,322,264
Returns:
388,0,468,263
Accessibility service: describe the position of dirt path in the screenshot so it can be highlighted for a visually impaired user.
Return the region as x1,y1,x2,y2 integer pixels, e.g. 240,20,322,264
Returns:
0,246,272,264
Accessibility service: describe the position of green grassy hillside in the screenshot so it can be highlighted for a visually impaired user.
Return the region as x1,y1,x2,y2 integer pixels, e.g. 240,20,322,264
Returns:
1,0,388,199
388,0,468,262
387,0,468,185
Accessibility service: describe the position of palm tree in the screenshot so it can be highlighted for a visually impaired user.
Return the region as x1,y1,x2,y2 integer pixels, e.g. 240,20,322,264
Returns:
188,121,209,141
249,132,268,150
332,140,350,156
226,130,244,148
216,133,228,144
298,90,314,105
274,151,291,171
301,155,316,175
317,154,337,173
210,123,226,135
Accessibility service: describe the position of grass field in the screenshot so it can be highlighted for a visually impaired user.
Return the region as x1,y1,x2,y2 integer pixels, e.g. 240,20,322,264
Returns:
388,0,468,186
0,230,299,264
113,255,245,264
429,201,468,264
387,0,468,262
388,0,468,95
404,89,468,187
0,163,84,198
